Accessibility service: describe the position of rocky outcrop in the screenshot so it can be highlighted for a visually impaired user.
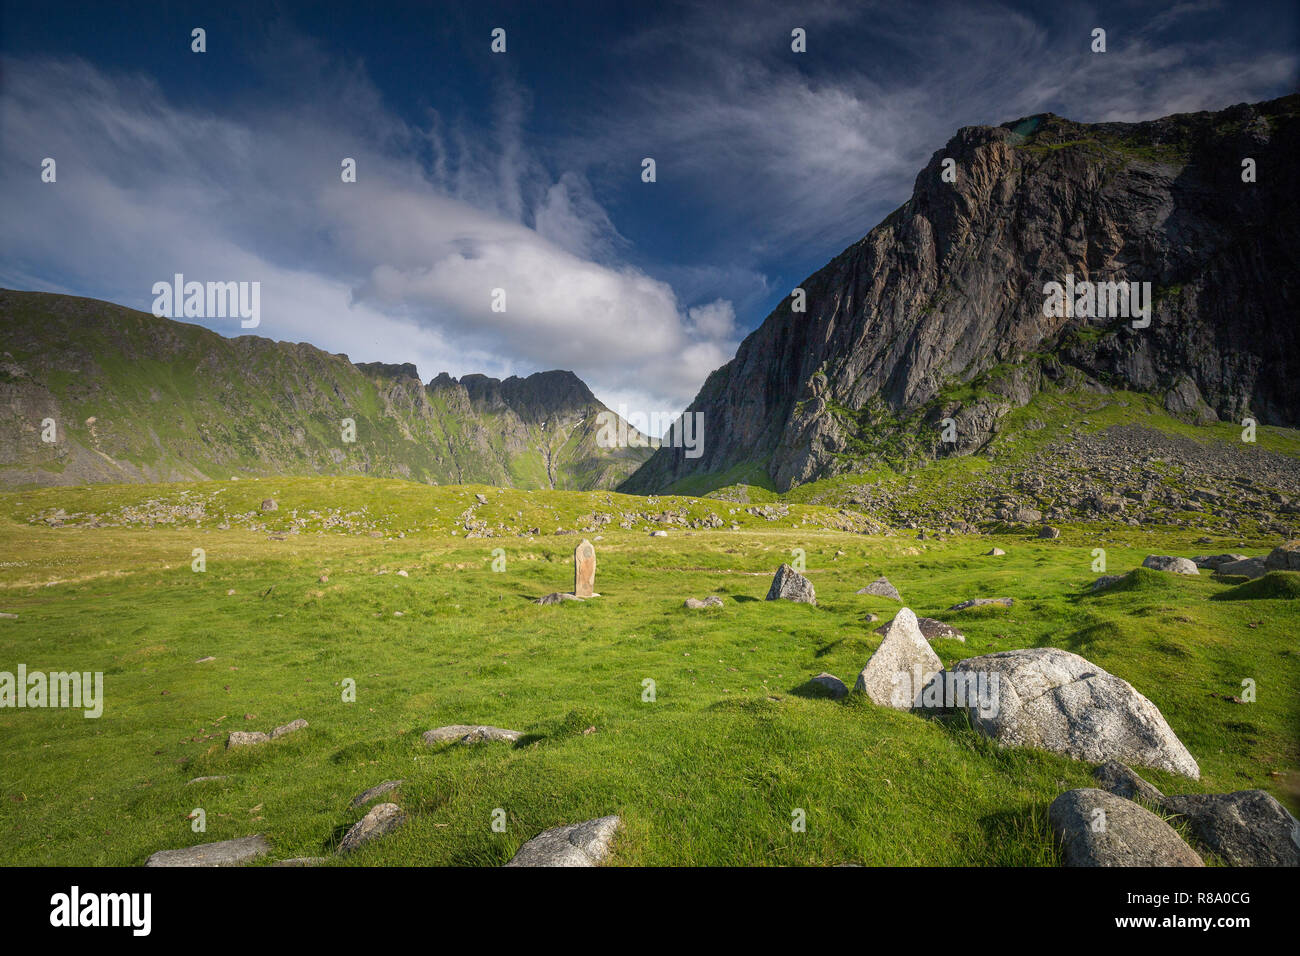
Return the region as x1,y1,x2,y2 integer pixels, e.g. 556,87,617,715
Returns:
623,95,1300,495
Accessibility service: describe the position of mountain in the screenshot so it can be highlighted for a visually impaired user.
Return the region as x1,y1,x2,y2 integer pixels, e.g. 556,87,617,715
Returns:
0,289,653,489
622,95,1300,496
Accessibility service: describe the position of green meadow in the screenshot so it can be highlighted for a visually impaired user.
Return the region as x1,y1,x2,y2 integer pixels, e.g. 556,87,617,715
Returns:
1,478,1296,865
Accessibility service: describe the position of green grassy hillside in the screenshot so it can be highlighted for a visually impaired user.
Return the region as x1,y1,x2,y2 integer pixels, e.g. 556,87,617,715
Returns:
0,290,652,490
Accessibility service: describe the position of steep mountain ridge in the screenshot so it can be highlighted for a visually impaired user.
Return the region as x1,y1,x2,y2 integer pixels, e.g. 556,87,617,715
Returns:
0,289,652,489
623,95,1300,495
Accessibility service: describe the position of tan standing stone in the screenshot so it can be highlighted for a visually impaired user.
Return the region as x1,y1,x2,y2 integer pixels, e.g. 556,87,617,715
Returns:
574,539,596,597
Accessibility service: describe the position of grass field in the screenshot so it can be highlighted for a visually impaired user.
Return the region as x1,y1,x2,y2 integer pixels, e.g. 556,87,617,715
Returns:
1,478,1297,865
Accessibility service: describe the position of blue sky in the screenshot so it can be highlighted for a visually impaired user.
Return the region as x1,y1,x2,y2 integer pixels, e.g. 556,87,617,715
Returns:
2,0,1296,421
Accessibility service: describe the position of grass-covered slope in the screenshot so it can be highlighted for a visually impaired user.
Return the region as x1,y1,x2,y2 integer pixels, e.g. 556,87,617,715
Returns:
1,477,1295,865
0,289,652,491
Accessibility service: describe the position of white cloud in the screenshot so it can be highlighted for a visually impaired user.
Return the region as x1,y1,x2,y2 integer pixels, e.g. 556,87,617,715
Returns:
0,53,737,424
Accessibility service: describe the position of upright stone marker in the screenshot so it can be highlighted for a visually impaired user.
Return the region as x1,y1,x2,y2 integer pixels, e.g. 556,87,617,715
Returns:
574,539,596,598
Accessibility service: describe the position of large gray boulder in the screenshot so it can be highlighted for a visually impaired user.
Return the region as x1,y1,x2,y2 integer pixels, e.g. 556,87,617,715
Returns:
856,576,901,600
145,834,270,867
950,647,1199,778
1049,789,1203,867
1160,790,1300,867
1141,555,1200,575
853,608,944,710
504,815,622,867
1193,553,1248,571
766,564,816,604
1264,540,1300,571
1217,557,1267,579
338,803,405,855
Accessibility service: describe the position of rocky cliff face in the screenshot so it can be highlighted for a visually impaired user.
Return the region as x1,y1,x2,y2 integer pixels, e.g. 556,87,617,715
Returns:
624,95,1300,494
0,290,652,489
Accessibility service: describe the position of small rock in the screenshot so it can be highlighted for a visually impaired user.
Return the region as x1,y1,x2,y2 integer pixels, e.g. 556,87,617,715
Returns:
0,612,17,620
475,493,488,504
350,780,403,809
186,775,231,785
1089,574,1125,592
504,815,622,867
338,803,405,855
423,724,522,745
809,672,848,700
536,592,583,605
765,564,816,604
260,499,277,512
915,617,965,642
270,719,307,739
684,596,724,609
948,597,1014,610
226,731,271,748
273,857,328,867
1049,789,1203,867
194,656,216,663
146,834,270,867
856,576,901,601
649,530,668,537
983,548,1006,556
1092,760,1165,804
1038,526,1061,539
